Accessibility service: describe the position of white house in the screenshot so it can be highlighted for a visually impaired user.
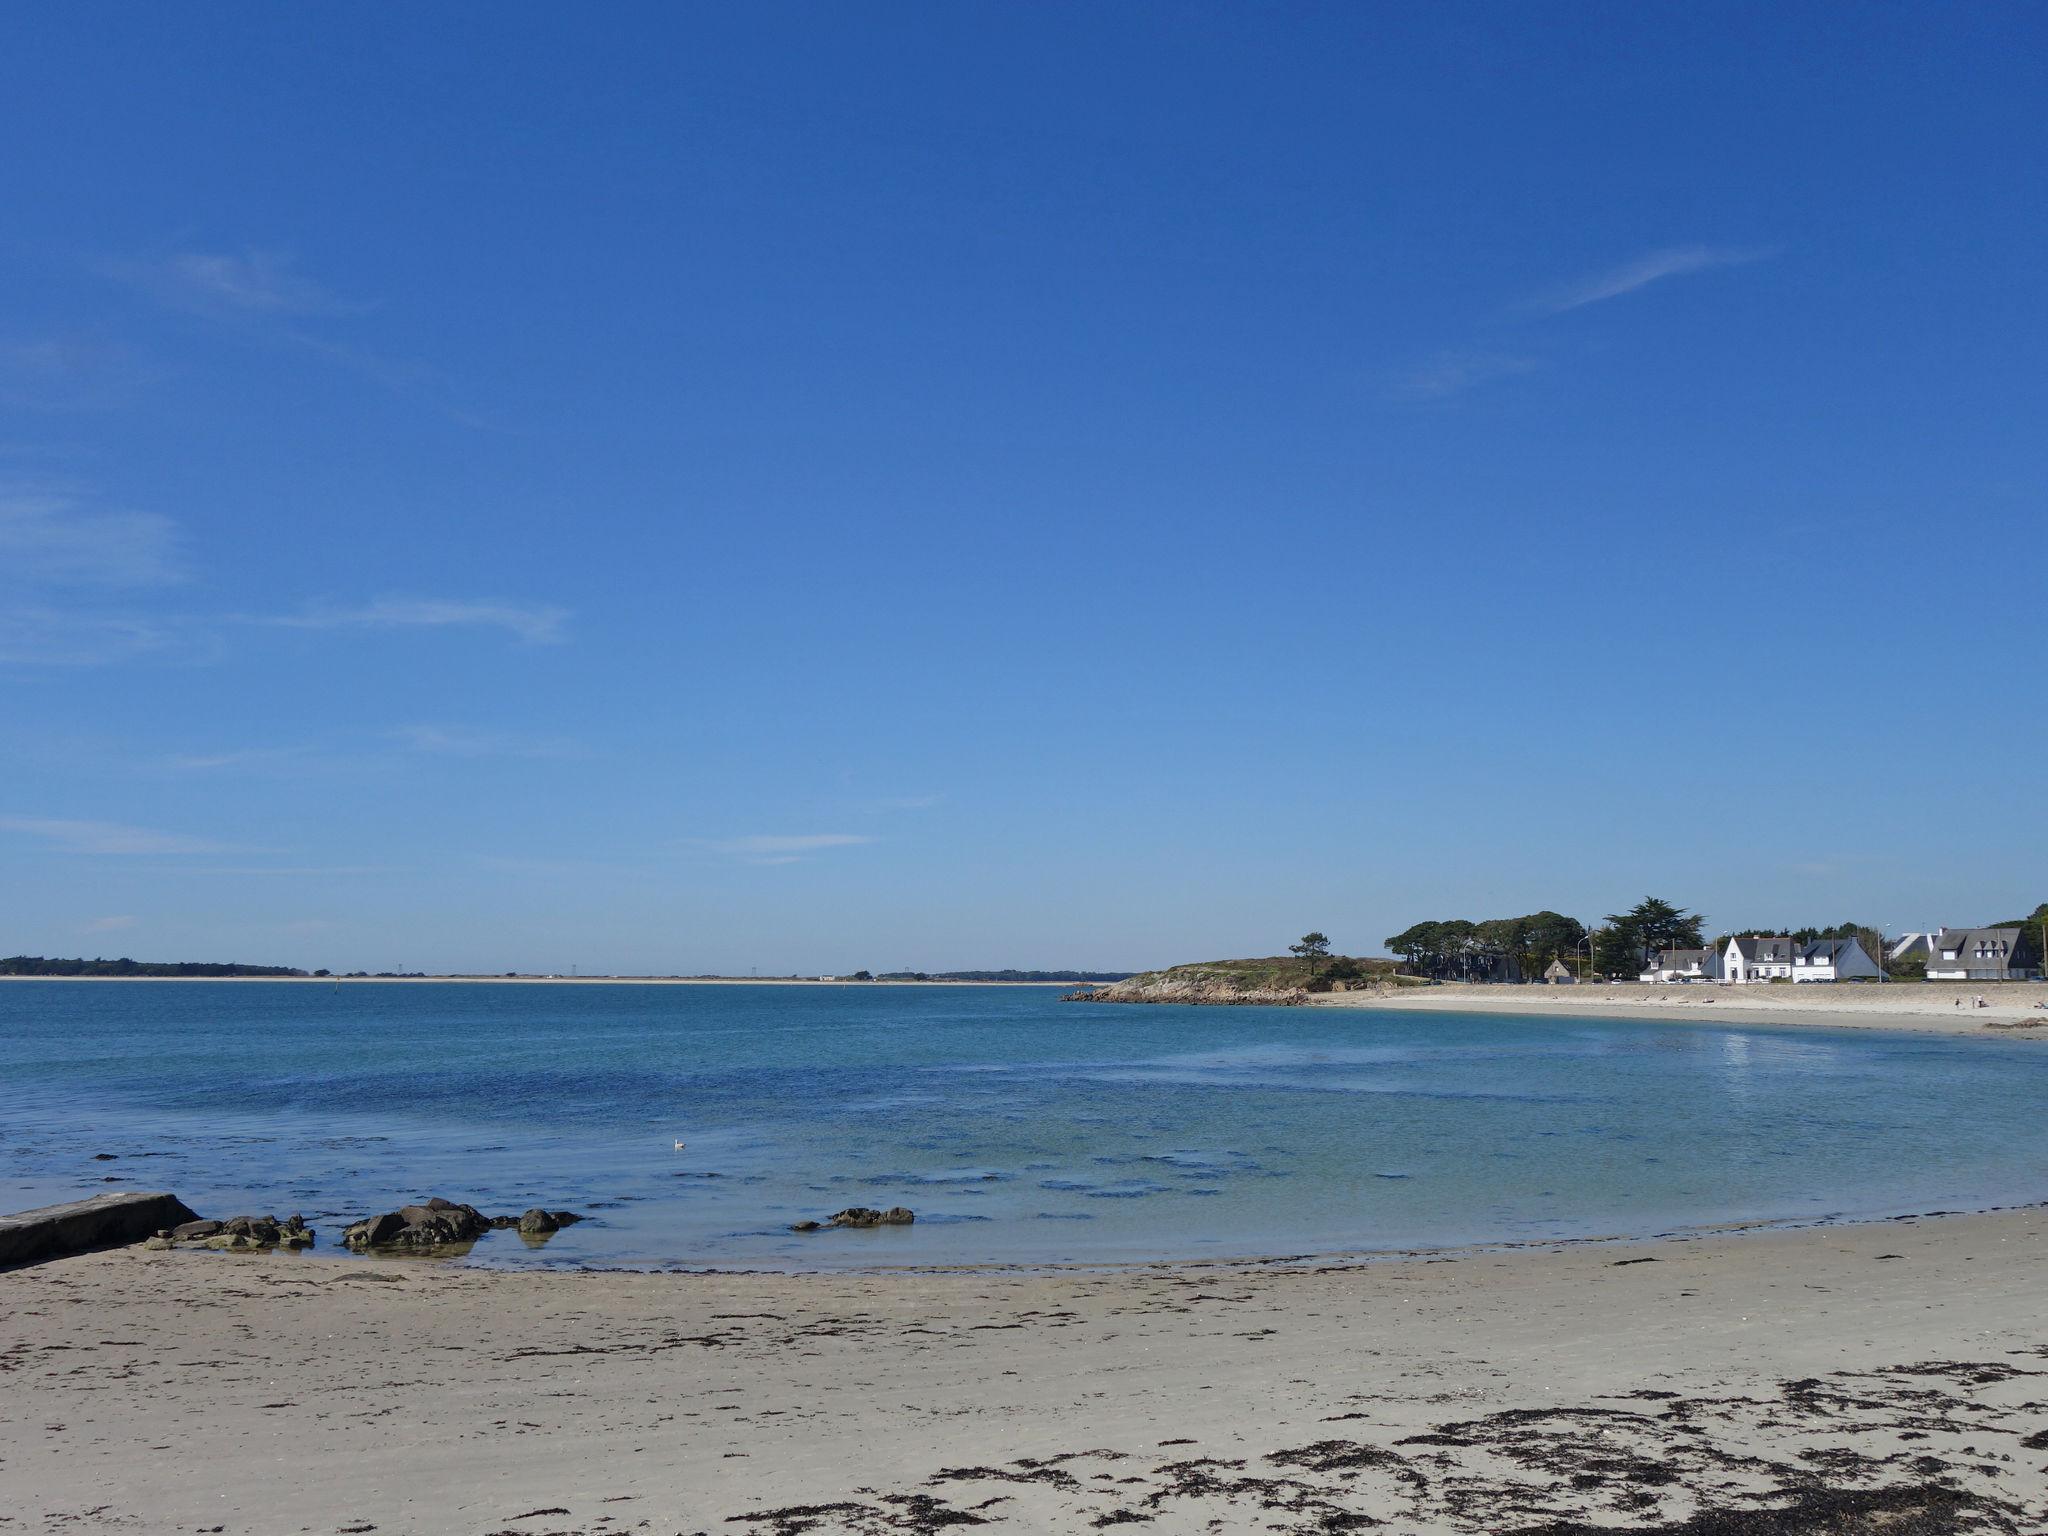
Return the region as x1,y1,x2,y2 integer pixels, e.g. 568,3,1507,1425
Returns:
1720,935,1797,983
1791,936,1881,982
1640,948,1711,982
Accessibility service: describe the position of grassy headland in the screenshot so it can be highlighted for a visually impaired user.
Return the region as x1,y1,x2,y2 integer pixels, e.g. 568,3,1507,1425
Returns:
1067,954,1410,1004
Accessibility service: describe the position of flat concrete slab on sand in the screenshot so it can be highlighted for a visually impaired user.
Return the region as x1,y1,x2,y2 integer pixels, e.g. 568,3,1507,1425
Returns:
0,1191,198,1269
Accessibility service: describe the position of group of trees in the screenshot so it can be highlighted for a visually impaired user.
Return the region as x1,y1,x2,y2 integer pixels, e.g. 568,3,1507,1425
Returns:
1252,934,1388,990
1592,897,1706,977
1991,902,2048,933
1382,898,1714,980
1712,920,1872,946
0,955,304,978
1384,911,1591,982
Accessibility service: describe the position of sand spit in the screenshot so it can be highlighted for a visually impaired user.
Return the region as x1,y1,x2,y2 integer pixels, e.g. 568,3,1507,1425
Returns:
4,1208,2044,1533
1317,979,2048,1038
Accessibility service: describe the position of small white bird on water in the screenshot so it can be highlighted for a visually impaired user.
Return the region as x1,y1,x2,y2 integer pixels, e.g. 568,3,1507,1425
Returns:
674,1140,687,1149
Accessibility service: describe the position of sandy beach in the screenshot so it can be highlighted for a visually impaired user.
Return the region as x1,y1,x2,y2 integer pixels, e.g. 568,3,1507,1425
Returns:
5,1210,2045,1534
1318,980,2048,1038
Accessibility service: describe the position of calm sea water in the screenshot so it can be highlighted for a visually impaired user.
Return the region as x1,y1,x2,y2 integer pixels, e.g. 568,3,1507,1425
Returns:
3,981,2044,1270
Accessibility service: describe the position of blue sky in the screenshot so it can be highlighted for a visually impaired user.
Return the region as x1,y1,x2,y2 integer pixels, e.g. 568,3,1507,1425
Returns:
2,5,2042,973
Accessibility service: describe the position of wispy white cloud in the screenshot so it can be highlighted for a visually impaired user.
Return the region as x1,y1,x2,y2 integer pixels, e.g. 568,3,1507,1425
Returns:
0,489,187,587
169,864,398,876
83,914,136,933
0,608,199,667
0,815,235,855
868,794,942,812
391,724,587,759
1389,349,1540,401
0,335,150,410
719,834,875,854
100,247,489,425
0,488,199,665
106,248,355,318
0,493,567,666
258,597,569,645
1534,245,1775,315
165,746,310,771
695,833,877,866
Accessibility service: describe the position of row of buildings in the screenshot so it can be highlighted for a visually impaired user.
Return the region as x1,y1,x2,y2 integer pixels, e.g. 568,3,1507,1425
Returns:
1543,926,2045,985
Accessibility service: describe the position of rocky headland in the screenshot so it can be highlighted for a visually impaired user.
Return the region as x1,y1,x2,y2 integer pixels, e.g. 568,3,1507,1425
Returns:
1064,954,1404,1006
1067,973,1310,1006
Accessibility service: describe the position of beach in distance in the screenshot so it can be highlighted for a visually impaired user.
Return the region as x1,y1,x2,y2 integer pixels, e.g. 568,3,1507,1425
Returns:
1324,978,2048,1038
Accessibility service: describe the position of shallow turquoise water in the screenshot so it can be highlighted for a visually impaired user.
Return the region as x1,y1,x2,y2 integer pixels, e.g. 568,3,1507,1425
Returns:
2,981,2044,1269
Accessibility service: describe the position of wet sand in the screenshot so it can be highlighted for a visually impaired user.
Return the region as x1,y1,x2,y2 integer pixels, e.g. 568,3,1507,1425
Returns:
4,1208,2044,1533
1318,979,2048,1038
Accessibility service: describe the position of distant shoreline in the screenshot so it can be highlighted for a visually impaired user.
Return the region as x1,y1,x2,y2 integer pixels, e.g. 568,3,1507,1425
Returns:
0,974,1079,987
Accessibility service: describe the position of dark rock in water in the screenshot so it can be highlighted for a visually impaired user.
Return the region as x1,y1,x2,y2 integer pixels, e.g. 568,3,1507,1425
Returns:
341,1210,406,1249
344,1198,579,1249
92,1153,118,1161
342,1197,493,1250
222,1215,283,1244
493,1208,583,1230
171,1219,223,1241
789,1220,822,1232
825,1207,916,1229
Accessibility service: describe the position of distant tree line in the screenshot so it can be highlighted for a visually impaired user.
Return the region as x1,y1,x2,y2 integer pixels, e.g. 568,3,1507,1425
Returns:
0,955,306,978
1990,902,2048,933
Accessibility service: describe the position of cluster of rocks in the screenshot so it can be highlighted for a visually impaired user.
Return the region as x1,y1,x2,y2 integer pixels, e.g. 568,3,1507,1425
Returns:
340,1197,585,1250
142,1213,314,1253
789,1206,915,1233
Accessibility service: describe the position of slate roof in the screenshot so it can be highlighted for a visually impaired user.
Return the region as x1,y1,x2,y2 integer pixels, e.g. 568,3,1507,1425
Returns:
1932,927,2022,959
1729,936,1795,965
1797,938,1864,964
